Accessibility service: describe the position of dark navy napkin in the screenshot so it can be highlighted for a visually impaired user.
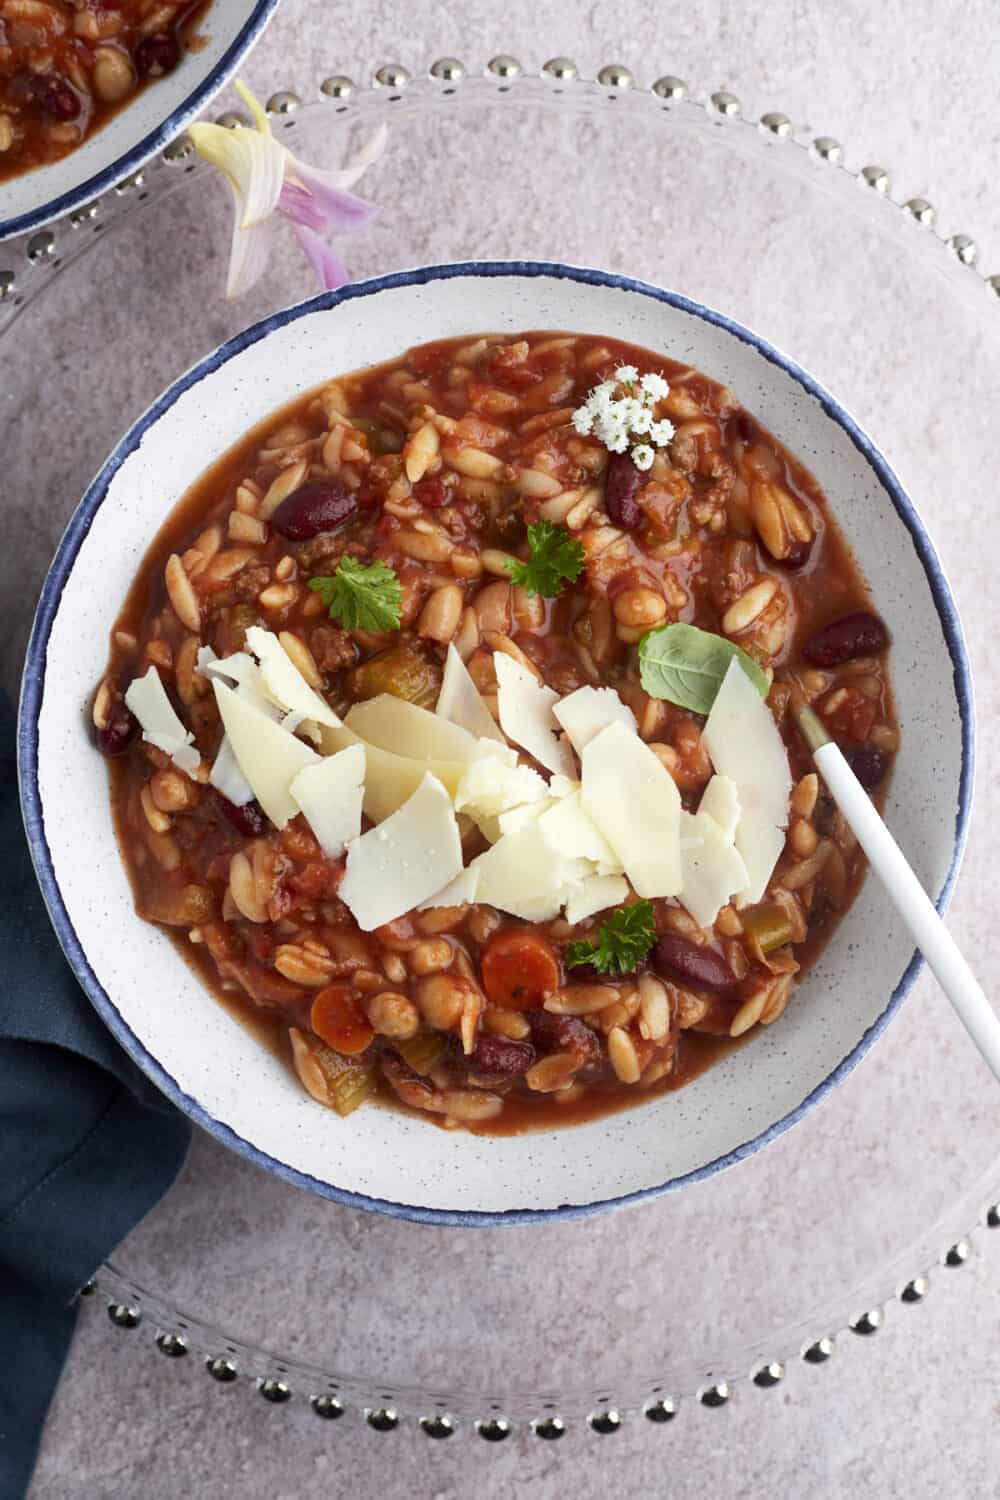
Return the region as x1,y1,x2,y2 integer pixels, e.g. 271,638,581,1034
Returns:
1,697,191,1498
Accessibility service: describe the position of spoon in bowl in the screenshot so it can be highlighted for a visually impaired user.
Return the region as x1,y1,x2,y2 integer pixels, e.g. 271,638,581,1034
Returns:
792,699,1000,1080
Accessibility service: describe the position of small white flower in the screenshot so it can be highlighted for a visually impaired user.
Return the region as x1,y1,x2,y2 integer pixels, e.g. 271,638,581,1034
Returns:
614,364,639,386
631,443,655,471
593,381,617,403
572,406,594,436
641,372,670,400
630,406,653,435
607,428,630,454
649,418,676,446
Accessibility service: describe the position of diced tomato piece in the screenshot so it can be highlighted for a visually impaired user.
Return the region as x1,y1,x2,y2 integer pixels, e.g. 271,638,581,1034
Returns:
311,984,374,1056
480,930,561,1011
291,860,343,900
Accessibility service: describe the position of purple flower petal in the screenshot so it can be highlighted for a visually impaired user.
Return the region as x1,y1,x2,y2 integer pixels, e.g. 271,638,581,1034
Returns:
277,181,328,232
291,221,351,290
285,161,379,232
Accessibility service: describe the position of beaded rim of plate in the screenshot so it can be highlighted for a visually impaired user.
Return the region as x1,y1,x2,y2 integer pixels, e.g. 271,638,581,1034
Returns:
0,56,996,310
82,1215,990,1432
17,57,997,1429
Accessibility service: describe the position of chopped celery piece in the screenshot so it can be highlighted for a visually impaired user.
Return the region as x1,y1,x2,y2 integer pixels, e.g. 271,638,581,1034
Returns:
396,1032,448,1077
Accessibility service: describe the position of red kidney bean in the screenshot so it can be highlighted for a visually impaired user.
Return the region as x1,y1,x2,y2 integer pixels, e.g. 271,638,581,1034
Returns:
841,745,890,789
213,791,268,837
604,452,646,530
272,482,357,541
30,75,80,120
471,1033,535,1076
776,536,812,571
134,33,181,78
653,934,736,992
528,1009,600,1064
731,411,757,445
412,477,449,509
96,701,137,757
802,611,888,668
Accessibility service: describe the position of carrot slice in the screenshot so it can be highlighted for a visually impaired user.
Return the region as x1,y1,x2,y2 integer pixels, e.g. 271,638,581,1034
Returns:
311,984,374,1056
480,929,561,1011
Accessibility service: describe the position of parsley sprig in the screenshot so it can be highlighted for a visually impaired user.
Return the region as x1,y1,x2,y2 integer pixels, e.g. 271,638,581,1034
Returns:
505,520,586,599
308,557,403,633
565,900,656,977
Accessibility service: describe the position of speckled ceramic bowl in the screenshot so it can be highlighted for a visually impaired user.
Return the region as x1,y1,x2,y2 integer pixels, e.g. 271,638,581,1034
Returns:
17,263,975,1224
0,0,280,242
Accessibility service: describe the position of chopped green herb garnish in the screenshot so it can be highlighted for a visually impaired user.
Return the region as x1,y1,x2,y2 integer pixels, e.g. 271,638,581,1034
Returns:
565,899,657,977
308,557,403,633
505,519,586,599
638,621,769,715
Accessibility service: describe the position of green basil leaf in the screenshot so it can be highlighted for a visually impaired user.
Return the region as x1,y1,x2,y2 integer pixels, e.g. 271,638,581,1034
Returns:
638,622,769,714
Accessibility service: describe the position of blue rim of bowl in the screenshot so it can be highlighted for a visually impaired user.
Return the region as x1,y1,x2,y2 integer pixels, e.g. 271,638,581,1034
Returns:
0,0,280,242
18,260,976,1227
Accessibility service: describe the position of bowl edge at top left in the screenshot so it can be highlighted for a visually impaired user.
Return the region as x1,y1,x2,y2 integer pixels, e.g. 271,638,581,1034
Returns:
0,0,282,243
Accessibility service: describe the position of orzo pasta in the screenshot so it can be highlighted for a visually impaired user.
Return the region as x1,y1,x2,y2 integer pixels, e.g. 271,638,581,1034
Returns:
93,331,897,1134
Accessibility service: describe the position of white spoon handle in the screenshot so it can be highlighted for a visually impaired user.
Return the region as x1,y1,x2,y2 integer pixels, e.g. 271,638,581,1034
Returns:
813,741,1000,1081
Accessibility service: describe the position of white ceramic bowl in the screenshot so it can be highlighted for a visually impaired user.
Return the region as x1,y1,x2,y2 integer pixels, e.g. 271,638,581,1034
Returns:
0,0,280,242
18,263,974,1224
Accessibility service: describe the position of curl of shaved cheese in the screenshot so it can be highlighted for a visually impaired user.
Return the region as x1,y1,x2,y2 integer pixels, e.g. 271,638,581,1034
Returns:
319,723,467,823
469,824,588,923
339,773,462,931
564,874,630,926
454,756,548,836
436,643,508,745
674,776,747,926
346,694,485,766
537,788,623,874
198,648,281,720
494,653,575,778
125,667,199,775
581,721,682,898
497,798,557,838
418,863,481,911
697,774,741,841
702,659,792,905
290,744,365,859
210,735,254,807
245,626,342,730
553,685,637,757
213,679,319,828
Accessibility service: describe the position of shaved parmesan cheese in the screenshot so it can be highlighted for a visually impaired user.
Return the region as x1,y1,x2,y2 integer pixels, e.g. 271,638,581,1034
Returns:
564,873,630,925
553,685,637,756
494,654,575,778
581,722,682,898
418,863,481,910
497,798,557,837
698,775,741,841
210,735,253,807
199,649,280,720
319,723,467,824
702,660,792,904
345,694,484,767
538,789,623,873
290,745,365,859
678,809,749,929
454,757,548,835
213,679,319,828
125,667,199,775
470,824,576,922
437,643,508,745
245,627,342,730
339,773,462,931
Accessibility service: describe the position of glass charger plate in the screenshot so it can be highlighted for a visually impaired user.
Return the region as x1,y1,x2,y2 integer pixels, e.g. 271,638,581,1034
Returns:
6,59,1000,1436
